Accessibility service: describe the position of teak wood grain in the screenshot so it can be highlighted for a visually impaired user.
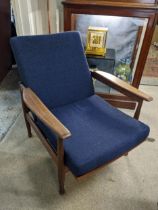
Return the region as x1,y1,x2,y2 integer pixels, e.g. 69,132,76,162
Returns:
96,93,137,109
92,70,153,102
63,0,158,9
22,87,71,140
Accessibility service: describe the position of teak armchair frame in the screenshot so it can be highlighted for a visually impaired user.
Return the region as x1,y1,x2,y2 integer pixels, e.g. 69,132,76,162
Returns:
20,70,152,195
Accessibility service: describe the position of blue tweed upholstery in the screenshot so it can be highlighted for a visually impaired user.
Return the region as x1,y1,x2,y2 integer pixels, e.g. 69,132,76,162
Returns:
36,95,149,177
10,32,94,108
11,32,150,177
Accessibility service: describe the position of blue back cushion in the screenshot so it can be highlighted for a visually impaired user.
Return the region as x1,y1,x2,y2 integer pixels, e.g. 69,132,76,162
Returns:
11,32,94,108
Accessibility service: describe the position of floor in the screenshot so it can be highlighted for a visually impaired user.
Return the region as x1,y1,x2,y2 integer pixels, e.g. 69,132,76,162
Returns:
0,70,158,210
0,69,21,141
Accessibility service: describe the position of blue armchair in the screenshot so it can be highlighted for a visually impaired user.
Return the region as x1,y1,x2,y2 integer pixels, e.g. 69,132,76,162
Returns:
11,32,152,194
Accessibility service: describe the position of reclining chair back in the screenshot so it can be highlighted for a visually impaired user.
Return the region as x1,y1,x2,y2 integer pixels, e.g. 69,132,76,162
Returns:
11,32,94,108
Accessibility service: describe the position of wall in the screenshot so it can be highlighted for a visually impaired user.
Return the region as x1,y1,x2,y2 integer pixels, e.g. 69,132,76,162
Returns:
56,0,63,31
152,25,158,43
12,0,58,35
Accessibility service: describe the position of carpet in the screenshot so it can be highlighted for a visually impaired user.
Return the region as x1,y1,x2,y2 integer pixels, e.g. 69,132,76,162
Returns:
0,84,158,210
0,69,21,141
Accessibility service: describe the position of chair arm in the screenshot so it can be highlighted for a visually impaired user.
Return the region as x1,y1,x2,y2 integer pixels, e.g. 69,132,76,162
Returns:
22,87,71,140
91,70,153,102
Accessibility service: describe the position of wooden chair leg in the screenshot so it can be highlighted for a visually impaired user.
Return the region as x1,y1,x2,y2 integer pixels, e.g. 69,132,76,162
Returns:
25,117,32,138
58,167,65,195
57,137,65,195
20,83,32,138
23,107,32,138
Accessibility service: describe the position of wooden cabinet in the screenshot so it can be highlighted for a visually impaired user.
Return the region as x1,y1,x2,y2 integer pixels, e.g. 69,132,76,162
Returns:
0,0,11,82
62,0,158,108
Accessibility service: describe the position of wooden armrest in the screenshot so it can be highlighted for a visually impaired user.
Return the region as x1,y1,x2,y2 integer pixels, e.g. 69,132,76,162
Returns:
91,70,153,102
22,87,71,140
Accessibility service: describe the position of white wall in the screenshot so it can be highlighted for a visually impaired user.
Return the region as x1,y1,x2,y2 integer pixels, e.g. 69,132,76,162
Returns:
11,0,59,35
56,0,64,31
12,0,30,35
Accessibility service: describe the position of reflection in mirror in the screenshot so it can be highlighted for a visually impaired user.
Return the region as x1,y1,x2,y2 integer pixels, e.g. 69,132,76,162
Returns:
75,14,148,93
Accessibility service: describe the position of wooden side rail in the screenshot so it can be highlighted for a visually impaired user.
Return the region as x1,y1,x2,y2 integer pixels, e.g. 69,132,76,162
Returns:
91,70,153,119
20,84,69,194
22,86,71,140
91,70,153,102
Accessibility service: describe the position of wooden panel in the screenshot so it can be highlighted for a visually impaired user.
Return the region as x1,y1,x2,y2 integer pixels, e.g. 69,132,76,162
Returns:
0,0,11,82
92,71,153,101
63,0,158,9
103,0,157,3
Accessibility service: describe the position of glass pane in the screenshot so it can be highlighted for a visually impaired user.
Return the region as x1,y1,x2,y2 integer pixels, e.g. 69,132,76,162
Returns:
74,14,148,93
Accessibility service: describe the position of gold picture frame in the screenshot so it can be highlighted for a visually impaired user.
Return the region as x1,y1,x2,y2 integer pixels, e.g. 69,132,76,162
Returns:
85,26,108,56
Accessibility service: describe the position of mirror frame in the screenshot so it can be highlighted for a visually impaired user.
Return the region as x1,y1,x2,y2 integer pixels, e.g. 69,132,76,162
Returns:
62,0,158,109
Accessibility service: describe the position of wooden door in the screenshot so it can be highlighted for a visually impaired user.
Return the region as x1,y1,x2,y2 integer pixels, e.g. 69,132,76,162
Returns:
0,0,11,82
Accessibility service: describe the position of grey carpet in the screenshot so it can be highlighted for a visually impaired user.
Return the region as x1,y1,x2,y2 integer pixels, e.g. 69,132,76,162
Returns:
0,69,21,141
0,85,158,210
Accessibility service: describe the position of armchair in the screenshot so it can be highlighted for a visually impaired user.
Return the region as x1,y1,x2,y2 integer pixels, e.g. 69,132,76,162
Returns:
11,32,152,194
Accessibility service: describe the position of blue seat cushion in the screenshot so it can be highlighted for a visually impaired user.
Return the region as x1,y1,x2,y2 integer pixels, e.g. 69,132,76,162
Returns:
36,95,149,177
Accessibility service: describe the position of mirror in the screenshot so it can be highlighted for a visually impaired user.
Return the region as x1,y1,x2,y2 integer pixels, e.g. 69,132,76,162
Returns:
74,14,148,93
